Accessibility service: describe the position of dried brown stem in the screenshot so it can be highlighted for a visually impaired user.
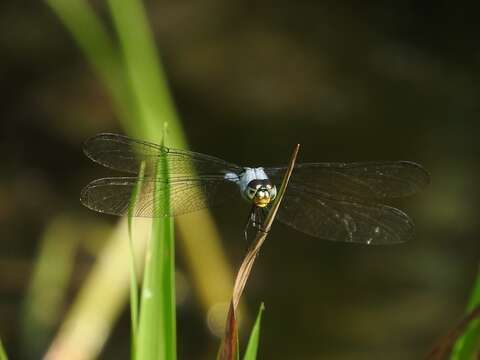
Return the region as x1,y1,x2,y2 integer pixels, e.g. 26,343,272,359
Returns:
219,144,300,360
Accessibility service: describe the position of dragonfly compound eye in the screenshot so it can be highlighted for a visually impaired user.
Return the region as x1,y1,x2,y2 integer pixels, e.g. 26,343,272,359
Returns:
245,187,257,200
269,185,277,201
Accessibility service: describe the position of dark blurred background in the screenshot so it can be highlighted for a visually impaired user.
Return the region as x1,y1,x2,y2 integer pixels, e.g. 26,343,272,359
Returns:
1,1,480,359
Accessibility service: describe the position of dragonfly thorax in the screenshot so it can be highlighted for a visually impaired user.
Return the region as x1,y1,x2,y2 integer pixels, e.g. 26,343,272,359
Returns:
235,167,276,207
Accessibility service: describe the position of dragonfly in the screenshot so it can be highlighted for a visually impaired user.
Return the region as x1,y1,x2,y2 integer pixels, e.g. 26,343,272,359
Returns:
80,133,430,245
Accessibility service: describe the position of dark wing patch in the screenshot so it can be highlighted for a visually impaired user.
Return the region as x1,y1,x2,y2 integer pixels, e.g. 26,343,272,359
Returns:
265,161,429,199
276,186,414,244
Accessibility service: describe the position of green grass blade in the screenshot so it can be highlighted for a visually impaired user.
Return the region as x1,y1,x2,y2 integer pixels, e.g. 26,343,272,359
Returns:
137,134,176,360
450,269,480,359
48,0,236,327
107,0,185,145
47,2,236,359
127,222,139,360
127,161,147,359
106,1,179,357
0,339,8,360
243,304,265,360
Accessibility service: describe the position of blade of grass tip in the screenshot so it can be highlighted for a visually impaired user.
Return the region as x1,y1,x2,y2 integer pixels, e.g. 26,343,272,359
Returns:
243,303,265,360
137,128,176,360
127,161,147,359
156,123,177,360
45,0,139,136
219,144,300,360
450,268,480,359
0,339,8,360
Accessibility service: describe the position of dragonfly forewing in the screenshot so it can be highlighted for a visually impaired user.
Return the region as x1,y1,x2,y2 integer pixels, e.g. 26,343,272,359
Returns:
83,133,243,176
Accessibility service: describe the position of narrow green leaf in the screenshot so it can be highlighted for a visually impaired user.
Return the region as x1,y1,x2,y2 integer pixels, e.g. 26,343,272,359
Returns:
106,1,179,357
0,339,8,360
47,2,235,360
243,303,265,360
137,132,176,360
451,269,480,359
48,2,237,339
107,0,185,145
127,161,147,359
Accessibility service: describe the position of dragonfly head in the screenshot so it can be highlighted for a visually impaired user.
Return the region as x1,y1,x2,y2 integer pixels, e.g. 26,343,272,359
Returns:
245,180,277,208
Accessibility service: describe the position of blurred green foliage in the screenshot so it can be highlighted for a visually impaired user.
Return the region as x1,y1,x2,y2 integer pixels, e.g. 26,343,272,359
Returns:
243,303,265,360
451,269,480,359
2,1,480,359
0,339,8,360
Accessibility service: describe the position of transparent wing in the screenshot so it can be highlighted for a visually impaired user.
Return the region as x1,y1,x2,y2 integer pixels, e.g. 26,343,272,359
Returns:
276,186,414,244
83,133,243,176
265,161,430,199
80,176,239,217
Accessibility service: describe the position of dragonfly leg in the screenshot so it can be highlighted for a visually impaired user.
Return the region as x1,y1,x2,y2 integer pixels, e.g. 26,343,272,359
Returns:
244,205,256,242
244,206,270,241
253,206,269,231
257,207,269,234
253,206,266,228
254,207,262,229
